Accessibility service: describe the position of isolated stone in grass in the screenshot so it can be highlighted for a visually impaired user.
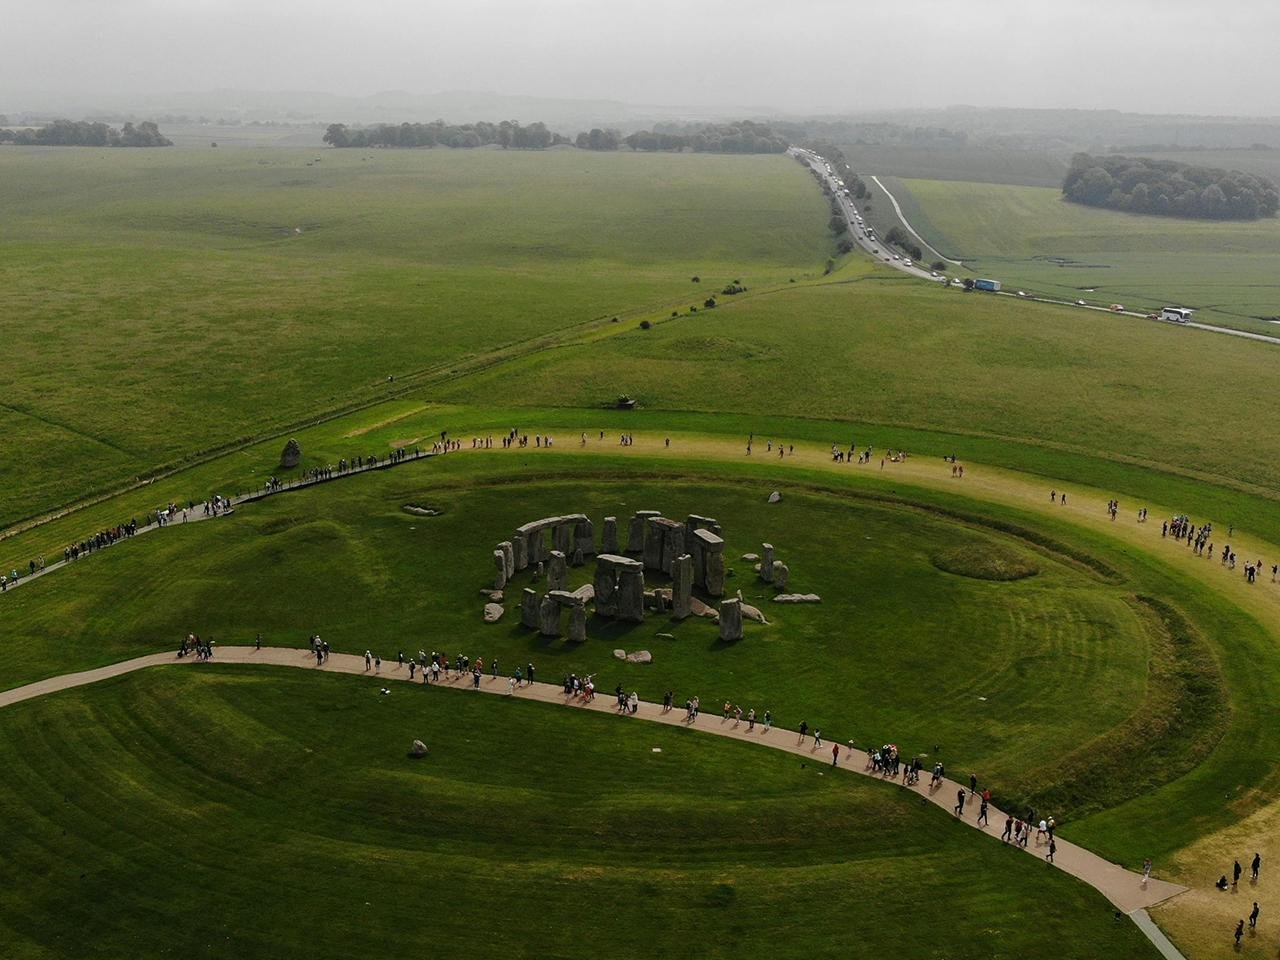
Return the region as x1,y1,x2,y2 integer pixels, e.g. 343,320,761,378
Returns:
281,438,302,468
483,603,505,623
409,740,429,759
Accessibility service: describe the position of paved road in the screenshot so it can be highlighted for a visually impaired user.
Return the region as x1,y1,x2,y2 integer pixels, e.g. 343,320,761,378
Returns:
869,174,962,266
790,148,945,283
0,643,1189,923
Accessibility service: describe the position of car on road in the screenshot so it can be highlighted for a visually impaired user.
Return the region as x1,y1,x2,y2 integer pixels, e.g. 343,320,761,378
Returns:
892,254,901,260
1016,290,1027,297
1076,299,1087,306
930,271,939,278
904,259,913,267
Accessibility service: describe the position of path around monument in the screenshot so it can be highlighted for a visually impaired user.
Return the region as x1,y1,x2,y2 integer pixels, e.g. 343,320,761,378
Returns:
0,644,1188,926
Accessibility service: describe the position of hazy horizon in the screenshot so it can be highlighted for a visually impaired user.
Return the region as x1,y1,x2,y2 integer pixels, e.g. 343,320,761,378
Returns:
4,0,1277,119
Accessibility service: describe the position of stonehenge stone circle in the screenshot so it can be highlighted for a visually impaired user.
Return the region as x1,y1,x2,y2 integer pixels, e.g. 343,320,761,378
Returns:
498,541,515,579
538,595,561,637
772,561,790,589
759,543,775,583
569,604,587,642
593,553,646,623
719,598,744,642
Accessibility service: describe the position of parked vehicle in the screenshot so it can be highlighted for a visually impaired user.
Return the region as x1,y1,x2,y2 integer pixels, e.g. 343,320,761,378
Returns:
1161,306,1194,323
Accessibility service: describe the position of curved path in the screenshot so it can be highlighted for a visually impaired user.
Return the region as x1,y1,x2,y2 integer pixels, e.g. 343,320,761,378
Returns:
0,644,1186,918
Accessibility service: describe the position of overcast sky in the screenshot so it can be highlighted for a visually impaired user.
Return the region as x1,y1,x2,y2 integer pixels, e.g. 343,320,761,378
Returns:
3,0,1276,117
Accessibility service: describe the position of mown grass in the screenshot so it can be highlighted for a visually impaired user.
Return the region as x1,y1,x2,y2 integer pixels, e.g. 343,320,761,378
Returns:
889,177,1280,333
0,146,830,529
0,666,1160,960
430,277,1280,501
3,454,1255,864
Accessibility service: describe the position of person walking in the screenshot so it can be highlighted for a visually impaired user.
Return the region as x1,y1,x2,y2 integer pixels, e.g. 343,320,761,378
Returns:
1249,902,1260,929
1234,919,1245,946
1001,816,1013,842
798,720,808,743
954,788,966,816
1234,859,1243,887
831,743,839,767
1047,838,1057,864
1252,852,1262,882
1142,858,1152,884
977,797,989,826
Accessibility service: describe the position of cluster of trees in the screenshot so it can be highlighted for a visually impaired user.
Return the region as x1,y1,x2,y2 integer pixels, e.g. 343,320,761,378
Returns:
0,119,171,147
1063,153,1279,220
884,227,924,262
323,120,568,149
597,121,789,154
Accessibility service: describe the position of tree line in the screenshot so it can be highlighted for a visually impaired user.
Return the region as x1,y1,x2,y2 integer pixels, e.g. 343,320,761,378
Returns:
323,120,569,149
0,119,172,147
1063,153,1279,220
584,121,789,154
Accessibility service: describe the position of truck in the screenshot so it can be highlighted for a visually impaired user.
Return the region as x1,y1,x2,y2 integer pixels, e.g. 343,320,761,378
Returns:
1160,307,1194,323
974,278,1002,292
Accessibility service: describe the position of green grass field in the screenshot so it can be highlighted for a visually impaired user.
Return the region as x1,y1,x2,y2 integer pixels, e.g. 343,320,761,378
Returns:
6,141,1280,959
884,177,1280,333
0,666,1159,959
0,146,829,530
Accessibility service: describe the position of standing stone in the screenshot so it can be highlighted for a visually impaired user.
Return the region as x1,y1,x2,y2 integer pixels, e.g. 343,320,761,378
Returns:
672,554,693,619
627,510,661,554
538,595,561,637
773,561,790,589
521,589,539,629
571,548,584,567
643,517,666,571
617,569,646,623
547,550,568,591
512,533,528,571
281,438,302,469
662,522,685,577
568,603,587,642
601,517,619,554
493,550,508,590
574,518,595,559
552,522,574,556
719,598,743,642
695,529,726,597
499,541,515,579
593,566,618,617
760,543,775,583
528,530,546,564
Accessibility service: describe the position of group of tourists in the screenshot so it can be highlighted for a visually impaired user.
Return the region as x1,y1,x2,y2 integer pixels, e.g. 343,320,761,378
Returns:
1214,853,1265,945
177,633,215,660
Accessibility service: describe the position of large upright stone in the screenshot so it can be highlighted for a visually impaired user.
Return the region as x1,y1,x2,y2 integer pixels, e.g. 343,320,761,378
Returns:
547,550,568,591
643,517,666,571
593,566,618,617
552,522,574,556
574,519,595,559
528,529,546,564
671,553,693,619
773,561,790,589
601,517,619,554
617,569,646,623
538,596,561,637
760,543,775,583
627,510,661,554
498,541,515,579
521,588,539,629
568,604,587,642
281,438,302,469
719,598,743,642
512,533,528,571
695,529,726,597
493,550,508,590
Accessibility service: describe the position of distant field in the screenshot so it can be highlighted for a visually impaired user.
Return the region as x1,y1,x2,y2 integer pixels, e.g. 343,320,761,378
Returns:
841,143,1068,187
0,146,829,529
883,176,1280,332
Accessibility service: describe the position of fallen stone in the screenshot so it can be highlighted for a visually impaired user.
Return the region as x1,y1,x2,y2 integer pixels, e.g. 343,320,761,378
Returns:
655,633,675,639
742,553,760,562
613,648,627,660
483,603,505,623
772,593,822,603
281,438,302,469
409,739,429,759
689,597,720,620
741,603,769,624
403,504,443,516
480,589,504,602
625,650,653,664
768,490,782,503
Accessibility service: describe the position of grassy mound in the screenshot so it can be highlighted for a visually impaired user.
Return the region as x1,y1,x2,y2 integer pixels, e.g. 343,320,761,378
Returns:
931,540,1040,581
0,666,1160,960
